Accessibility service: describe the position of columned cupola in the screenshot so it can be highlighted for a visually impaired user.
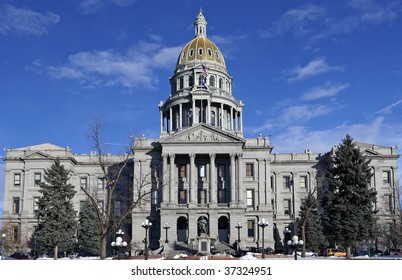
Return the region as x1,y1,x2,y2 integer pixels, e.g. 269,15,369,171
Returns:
159,9,244,138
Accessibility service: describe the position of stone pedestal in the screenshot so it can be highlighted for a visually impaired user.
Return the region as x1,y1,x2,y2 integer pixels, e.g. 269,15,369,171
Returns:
197,234,211,256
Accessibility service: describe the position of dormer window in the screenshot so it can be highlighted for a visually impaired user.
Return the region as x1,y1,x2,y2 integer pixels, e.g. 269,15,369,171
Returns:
198,48,203,56
189,49,194,56
207,49,212,56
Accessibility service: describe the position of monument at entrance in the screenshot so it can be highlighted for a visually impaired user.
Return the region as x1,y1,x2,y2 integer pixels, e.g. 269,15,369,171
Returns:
197,216,211,255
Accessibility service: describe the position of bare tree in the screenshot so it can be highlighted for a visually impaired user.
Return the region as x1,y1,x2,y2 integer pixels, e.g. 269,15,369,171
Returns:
80,119,164,259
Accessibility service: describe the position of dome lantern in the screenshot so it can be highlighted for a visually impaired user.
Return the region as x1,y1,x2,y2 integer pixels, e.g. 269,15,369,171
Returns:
194,8,207,38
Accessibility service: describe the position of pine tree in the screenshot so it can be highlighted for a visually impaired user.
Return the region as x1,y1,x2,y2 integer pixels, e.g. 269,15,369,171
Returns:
36,158,77,259
298,191,326,254
77,199,101,255
321,135,377,258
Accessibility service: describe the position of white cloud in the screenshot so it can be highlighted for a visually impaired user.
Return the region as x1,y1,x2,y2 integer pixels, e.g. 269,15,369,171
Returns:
29,43,182,90
376,99,402,114
286,57,345,82
301,82,350,101
0,4,60,36
78,0,137,14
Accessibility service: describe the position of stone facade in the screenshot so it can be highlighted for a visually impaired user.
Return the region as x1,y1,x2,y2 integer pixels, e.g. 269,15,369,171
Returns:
1,9,400,255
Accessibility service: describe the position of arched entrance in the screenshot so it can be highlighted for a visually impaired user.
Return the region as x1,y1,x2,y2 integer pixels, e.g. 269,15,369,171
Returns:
177,216,188,243
218,216,229,243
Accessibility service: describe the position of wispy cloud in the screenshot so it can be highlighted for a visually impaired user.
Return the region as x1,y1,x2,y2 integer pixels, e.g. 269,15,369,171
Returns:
0,4,60,36
376,99,402,114
78,0,137,14
301,81,350,101
28,42,182,90
266,4,326,37
286,57,345,82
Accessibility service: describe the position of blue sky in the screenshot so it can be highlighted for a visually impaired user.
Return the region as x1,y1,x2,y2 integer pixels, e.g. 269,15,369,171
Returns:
1,0,402,213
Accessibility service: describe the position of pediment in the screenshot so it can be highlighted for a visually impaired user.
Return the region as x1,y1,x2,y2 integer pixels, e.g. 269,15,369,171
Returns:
23,151,51,159
161,124,245,144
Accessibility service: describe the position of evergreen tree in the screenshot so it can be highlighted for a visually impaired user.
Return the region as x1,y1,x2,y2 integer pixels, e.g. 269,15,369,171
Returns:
298,191,326,254
36,158,77,259
77,199,101,255
321,135,377,258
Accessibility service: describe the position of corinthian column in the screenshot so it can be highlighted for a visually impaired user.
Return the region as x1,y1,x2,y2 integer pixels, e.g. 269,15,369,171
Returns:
190,154,196,204
210,154,217,204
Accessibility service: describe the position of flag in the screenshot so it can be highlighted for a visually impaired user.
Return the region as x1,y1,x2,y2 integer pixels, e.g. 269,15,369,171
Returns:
202,64,208,89
106,179,116,188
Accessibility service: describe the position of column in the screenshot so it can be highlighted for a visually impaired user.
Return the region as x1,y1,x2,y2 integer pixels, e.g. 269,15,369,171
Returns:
192,99,196,124
239,111,243,133
230,107,233,131
160,110,164,134
220,103,224,128
179,103,183,129
235,111,238,132
230,154,236,203
169,154,176,204
237,153,243,203
169,107,173,131
162,154,168,203
190,154,196,204
210,154,217,204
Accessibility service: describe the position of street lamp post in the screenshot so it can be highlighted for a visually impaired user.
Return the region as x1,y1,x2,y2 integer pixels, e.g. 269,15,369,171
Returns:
1,233,5,260
235,222,242,252
142,219,152,260
258,218,269,259
163,223,170,243
287,235,303,260
111,229,127,260
283,227,292,255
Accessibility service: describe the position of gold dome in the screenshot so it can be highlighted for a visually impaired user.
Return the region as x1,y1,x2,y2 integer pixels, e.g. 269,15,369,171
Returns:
176,9,226,69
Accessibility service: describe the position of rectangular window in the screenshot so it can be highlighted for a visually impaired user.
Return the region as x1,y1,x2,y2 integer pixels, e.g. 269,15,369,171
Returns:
246,190,254,207
247,220,255,237
284,199,291,216
14,174,21,187
246,163,254,177
218,164,225,179
33,197,39,214
199,164,205,178
80,177,88,189
385,194,393,212
11,225,19,243
12,197,20,214
179,164,187,179
34,173,41,186
218,190,227,203
270,175,275,189
283,176,291,189
97,178,105,189
178,190,187,204
300,176,307,188
383,171,390,184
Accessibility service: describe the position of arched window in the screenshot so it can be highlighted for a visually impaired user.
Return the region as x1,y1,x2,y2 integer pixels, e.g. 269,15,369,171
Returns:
219,78,223,89
209,76,215,87
210,111,216,126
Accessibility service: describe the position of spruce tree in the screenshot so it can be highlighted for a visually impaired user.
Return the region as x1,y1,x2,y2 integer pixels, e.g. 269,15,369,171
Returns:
321,135,377,258
77,199,101,255
298,192,326,254
36,158,77,259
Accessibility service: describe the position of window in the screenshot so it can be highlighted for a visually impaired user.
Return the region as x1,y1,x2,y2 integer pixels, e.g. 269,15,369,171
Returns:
189,49,194,56
179,77,184,89
198,74,202,86
199,164,205,178
209,76,215,87
218,190,227,203
11,225,19,243
246,163,254,177
271,199,275,210
300,176,307,188
284,199,291,216
383,171,391,184
80,177,88,189
33,197,39,214
198,48,203,55
34,173,41,186
97,178,105,189
385,194,393,213
283,176,291,189
218,164,225,179
247,220,255,237
246,190,254,207
270,175,275,189
12,197,20,214
210,111,216,126
14,174,21,187
178,190,187,204
219,78,223,89
114,201,121,216
179,164,186,179
207,48,212,56
189,75,193,87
